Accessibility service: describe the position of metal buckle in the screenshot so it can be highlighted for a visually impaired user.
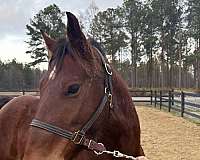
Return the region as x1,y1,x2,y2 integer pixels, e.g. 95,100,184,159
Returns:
108,93,112,102
88,139,93,149
104,88,113,108
108,93,113,108
72,131,84,144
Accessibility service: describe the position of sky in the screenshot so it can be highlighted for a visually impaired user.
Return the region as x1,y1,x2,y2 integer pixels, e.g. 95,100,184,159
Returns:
0,0,123,69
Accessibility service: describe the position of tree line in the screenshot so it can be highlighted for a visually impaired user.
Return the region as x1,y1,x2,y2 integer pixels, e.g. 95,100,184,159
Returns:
87,0,200,89
0,59,42,91
25,0,200,90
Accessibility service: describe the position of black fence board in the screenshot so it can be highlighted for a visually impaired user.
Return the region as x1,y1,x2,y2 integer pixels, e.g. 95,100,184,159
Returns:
184,111,200,119
184,101,200,109
185,92,200,97
171,106,181,112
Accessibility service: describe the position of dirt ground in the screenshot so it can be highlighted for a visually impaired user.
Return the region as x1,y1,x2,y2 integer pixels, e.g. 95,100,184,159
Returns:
136,106,200,160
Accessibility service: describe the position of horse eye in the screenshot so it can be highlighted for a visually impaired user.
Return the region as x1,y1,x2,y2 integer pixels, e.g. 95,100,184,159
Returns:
65,84,80,96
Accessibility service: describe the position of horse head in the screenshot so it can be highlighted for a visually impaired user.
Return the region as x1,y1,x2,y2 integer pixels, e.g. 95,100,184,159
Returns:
23,12,144,160
23,12,112,160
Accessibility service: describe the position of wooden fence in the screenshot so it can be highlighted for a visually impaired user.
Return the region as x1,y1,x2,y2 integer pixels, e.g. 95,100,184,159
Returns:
0,90,39,96
1,89,200,120
130,89,200,120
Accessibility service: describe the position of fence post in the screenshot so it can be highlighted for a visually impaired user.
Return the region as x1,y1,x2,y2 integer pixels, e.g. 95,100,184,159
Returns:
172,89,174,105
154,90,157,107
181,91,185,117
168,90,172,112
150,90,153,105
160,90,162,110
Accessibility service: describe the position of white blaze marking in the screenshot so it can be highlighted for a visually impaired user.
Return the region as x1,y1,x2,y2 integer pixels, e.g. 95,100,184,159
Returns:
49,66,56,80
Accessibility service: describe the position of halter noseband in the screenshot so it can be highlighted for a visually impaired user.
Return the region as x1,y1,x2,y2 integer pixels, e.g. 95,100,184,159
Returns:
30,48,113,154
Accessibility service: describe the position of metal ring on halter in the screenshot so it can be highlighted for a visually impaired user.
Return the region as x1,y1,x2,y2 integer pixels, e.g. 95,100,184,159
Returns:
92,142,105,155
104,63,112,75
104,87,109,94
94,150,104,156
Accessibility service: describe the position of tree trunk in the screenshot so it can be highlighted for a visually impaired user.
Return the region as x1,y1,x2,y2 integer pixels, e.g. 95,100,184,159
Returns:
130,33,137,88
160,32,165,89
131,45,134,88
178,43,182,89
198,59,200,88
194,58,199,89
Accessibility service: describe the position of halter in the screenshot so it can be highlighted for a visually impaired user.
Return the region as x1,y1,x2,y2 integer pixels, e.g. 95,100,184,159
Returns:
30,48,113,154
30,48,137,160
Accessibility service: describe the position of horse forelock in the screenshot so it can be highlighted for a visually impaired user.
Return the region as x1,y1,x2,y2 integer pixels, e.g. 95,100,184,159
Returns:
48,37,106,78
49,37,71,70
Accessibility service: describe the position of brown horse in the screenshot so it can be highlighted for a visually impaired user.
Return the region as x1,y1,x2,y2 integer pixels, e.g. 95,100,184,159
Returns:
0,12,145,160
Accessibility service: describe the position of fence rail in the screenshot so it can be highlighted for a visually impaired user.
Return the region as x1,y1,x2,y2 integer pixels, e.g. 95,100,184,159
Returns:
1,89,200,121
0,90,39,96
130,89,200,121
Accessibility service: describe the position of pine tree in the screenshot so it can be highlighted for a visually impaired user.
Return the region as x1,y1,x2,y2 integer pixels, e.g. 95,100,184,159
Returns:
122,0,145,88
151,0,183,88
186,0,200,88
25,4,66,66
90,7,128,68
141,3,158,88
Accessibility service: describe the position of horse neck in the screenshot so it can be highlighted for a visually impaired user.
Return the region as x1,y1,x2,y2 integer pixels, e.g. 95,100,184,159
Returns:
95,70,141,154
112,70,133,115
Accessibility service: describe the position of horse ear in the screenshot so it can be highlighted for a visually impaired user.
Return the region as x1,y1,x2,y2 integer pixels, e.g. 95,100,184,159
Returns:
66,12,90,56
40,30,56,59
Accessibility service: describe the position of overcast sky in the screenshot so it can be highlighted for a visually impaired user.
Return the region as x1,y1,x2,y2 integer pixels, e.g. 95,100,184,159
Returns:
0,0,123,68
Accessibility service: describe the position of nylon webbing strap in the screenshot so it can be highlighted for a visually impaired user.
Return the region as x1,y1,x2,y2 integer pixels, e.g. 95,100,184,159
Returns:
80,94,108,134
31,119,107,153
30,119,74,140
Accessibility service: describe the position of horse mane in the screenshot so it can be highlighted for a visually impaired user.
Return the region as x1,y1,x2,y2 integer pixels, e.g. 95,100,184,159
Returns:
88,38,106,57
